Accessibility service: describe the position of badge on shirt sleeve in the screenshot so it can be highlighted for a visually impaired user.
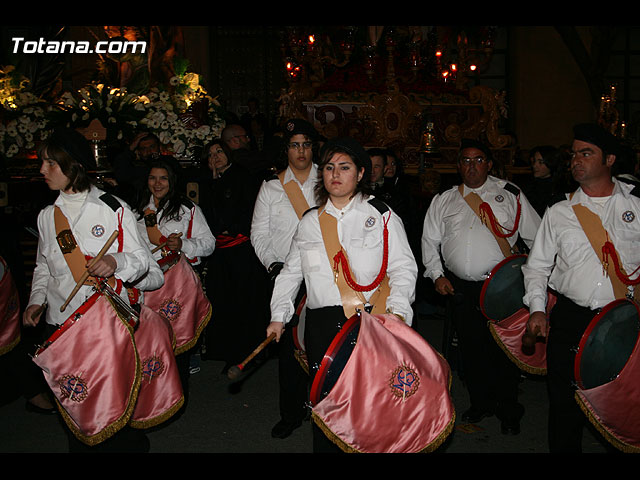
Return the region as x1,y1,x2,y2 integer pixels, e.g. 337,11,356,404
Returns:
622,210,635,223
365,216,376,228
91,224,105,237
495,194,504,203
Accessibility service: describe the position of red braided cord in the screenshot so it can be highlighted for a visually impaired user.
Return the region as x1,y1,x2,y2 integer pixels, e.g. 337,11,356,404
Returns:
602,241,640,286
333,213,390,292
478,196,521,238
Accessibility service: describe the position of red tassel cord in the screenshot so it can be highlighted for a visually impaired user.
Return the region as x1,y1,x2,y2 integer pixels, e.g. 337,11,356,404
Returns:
478,196,521,238
333,212,390,292
602,237,640,286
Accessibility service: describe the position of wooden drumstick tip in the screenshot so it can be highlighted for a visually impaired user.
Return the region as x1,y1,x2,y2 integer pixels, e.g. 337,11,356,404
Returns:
226,333,276,381
227,365,244,380
521,325,541,356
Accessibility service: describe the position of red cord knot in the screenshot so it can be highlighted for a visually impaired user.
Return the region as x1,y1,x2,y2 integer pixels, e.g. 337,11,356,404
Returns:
333,212,391,292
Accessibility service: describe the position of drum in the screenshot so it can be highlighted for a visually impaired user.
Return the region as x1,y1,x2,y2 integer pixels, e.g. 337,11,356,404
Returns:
310,311,455,453
480,254,551,375
145,252,212,355
130,305,184,429
480,254,528,322
32,285,141,446
573,298,640,452
292,294,308,374
0,256,20,355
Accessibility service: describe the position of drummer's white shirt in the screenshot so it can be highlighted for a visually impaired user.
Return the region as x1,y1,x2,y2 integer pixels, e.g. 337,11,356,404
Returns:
251,164,319,269
270,193,418,326
522,177,640,313
29,186,155,326
137,195,216,266
421,175,541,282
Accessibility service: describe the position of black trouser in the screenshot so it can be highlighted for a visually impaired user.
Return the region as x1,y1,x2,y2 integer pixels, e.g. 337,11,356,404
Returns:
546,293,593,452
305,306,347,453
273,282,309,426
447,273,523,422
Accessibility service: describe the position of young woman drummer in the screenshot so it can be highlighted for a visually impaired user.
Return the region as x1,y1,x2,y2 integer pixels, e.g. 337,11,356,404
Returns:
22,128,159,452
134,156,215,267
133,156,215,404
267,137,418,451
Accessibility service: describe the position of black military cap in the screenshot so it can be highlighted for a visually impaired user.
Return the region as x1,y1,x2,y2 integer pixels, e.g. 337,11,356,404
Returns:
573,123,619,155
46,128,96,170
459,138,493,160
283,118,319,142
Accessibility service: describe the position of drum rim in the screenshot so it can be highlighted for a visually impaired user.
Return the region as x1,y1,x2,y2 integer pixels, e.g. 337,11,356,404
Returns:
0,256,7,282
309,313,360,406
157,251,181,269
292,294,307,352
479,253,528,323
574,298,640,390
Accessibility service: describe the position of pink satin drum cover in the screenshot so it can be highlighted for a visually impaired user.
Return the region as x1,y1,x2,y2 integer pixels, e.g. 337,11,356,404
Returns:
32,292,140,446
145,253,212,355
0,257,20,355
488,292,556,376
130,305,184,428
574,300,640,453
311,311,455,453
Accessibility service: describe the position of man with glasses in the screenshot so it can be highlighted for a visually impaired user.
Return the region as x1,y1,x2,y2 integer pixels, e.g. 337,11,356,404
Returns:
421,139,540,435
251,119,320,439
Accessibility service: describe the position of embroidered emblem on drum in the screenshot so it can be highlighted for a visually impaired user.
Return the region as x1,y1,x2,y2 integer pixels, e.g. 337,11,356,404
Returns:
389,364,420,399
142,355,165,382
159,298,182,323
58,374,89,402
622,210,635,223
495,194,504,203
365,216,376,228
91,224,105,237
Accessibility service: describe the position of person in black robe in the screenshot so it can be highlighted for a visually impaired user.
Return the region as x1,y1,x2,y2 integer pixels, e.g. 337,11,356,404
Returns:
199,139,271,372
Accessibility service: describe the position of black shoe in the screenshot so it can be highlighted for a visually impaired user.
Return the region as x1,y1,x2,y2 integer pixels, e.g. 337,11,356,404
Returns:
25,401,57,415
461,407,494,424
271,419,302,439
501,419,521,435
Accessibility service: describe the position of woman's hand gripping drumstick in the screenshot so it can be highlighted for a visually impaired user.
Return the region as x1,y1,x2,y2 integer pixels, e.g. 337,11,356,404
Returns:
151,232,183,254
60,230,119,312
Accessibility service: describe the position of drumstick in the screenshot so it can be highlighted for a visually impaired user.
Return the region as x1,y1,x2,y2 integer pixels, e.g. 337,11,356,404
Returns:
151,232,183,254
227,333,276,380
521,324,541,356
60,230,119,312
30,303,46,320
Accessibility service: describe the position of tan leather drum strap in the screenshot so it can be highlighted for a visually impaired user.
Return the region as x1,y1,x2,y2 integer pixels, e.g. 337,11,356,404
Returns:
278,170,310,220
144,207,164,246
54,206,96,287
318,209,390,319
572,203,636,301
459,185,514,258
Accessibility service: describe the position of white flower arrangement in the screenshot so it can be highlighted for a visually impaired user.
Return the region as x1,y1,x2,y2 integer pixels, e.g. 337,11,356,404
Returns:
0,67,50,157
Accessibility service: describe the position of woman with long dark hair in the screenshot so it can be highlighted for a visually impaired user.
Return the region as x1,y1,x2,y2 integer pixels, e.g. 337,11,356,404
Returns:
134,156,215,268
267,137,418,452
134,156,215,407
